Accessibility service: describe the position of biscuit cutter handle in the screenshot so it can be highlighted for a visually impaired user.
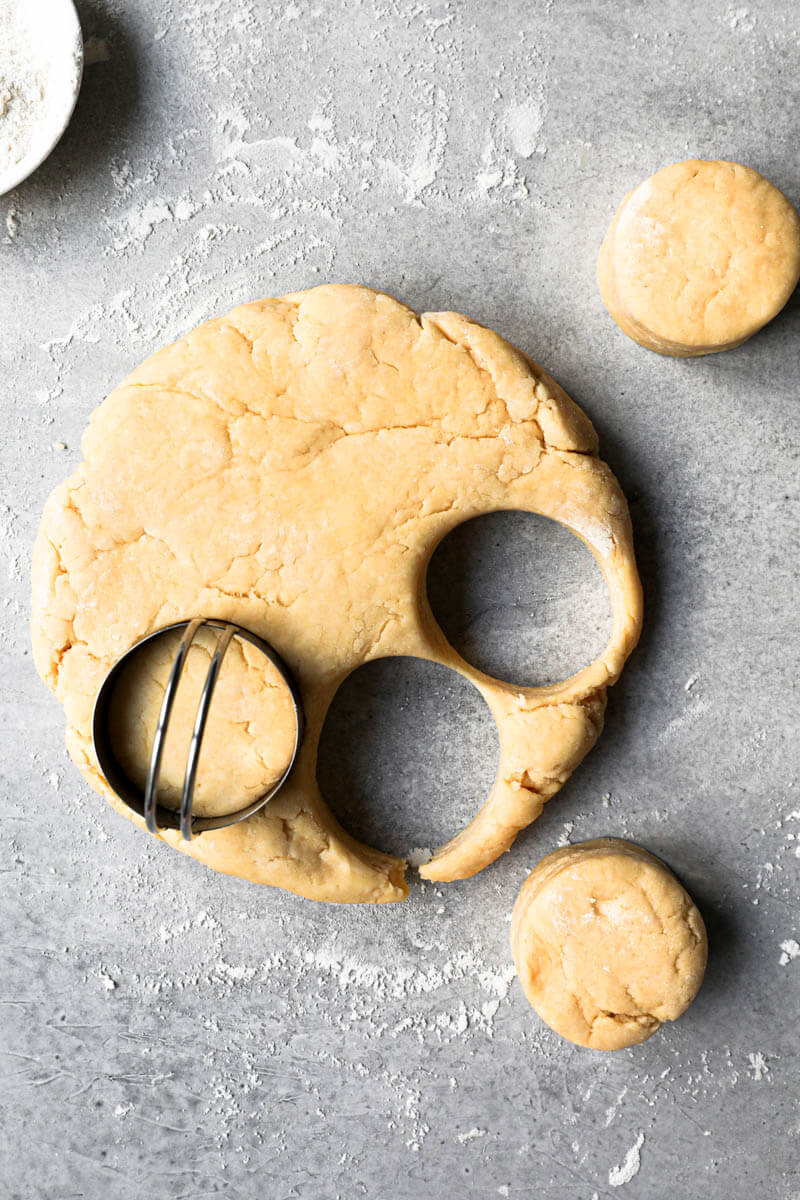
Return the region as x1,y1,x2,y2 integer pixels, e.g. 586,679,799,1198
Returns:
143,621,244,838
143,619,202,834
178,623,236,839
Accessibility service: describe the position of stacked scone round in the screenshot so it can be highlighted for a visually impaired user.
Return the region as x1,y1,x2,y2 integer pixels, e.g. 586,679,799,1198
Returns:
510,839,707,1049
598,159,800,356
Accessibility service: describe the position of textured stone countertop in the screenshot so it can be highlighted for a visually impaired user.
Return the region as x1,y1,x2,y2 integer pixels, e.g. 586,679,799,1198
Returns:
1,1,798,1196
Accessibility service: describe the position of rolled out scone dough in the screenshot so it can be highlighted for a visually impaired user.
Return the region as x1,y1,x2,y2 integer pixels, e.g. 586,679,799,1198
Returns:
510,838,707,1049
598,159,800,356
32,285,643,904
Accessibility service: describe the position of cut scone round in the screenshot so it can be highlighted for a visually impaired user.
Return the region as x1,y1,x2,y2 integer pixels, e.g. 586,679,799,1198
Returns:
598,159,800,356
107,625,299,819
510,838,707,1049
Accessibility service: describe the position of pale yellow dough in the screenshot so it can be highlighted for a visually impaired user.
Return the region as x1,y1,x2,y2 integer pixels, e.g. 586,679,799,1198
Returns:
598,159,800,356
32,285,642,903
510,839,707,1049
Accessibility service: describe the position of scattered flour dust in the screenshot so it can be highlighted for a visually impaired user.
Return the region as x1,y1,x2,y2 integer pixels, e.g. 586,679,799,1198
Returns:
383,81,450,203
4,197,18,237
98,968,117,991
747,1052,770,1082
723,7,755,32
456,1127,486,1144
506,99,545,158
608,1131,645,1187
82,841,527,1157
779,938,800,966
557,820,575,847
34,1,557,402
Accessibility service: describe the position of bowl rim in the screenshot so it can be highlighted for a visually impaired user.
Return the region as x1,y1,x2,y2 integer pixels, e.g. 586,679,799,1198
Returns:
0,0,84,198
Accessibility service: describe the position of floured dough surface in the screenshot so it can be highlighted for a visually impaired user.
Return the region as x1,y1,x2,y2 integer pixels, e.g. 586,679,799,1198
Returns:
598,159,800,356
108,626,298,818
510,838,707,1049
32,285,642,903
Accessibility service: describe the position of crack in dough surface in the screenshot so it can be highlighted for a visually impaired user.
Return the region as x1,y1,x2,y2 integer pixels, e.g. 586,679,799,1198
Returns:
510,838,707,1049
32,285,643,903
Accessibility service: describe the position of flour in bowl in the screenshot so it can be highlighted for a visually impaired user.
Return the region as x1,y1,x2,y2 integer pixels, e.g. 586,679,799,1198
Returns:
0,0,82,192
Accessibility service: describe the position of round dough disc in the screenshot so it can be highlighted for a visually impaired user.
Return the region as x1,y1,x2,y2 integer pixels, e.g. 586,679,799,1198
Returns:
510,838,707,1049
107,625,299,818
32,285,642,903
598,159,800,356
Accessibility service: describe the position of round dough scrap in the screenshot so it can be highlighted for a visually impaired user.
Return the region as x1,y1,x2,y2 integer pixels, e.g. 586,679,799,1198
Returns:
31,285,643,904
510,838,707,1050
598,159,800,356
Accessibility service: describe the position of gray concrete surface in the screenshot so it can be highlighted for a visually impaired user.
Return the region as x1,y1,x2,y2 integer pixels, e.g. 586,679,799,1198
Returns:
2,0,799,1196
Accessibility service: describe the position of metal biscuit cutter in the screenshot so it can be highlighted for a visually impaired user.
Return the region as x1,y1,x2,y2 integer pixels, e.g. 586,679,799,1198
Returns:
92,619,304,840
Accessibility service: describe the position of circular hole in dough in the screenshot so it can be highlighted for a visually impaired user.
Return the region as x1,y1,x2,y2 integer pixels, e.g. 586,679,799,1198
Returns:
317,657,499,858
598,159,800,356
510,838,707,1050
107,625,298,818
427,510,612,687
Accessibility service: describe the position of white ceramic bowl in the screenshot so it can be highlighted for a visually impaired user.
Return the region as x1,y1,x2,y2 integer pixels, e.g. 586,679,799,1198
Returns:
0,0,83,196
